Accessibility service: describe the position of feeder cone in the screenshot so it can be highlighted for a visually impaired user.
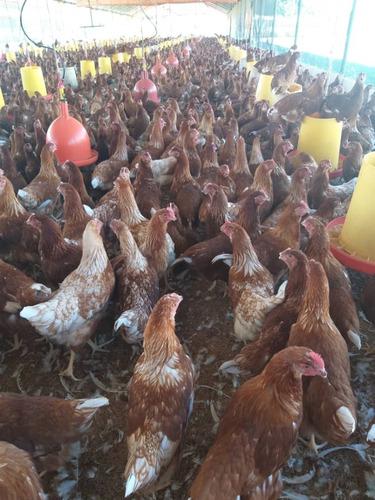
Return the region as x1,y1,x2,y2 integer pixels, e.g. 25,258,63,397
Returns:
255,74,274,102
298,116,342,170
20,66,47,97
0,88,4,109
165,52,179,68
46,102,98,167
151,55,167,77
339,152,375,261
98,56,112,75
133,71,159,104
246,60,256,76
80,60,96,78
123,52,131,63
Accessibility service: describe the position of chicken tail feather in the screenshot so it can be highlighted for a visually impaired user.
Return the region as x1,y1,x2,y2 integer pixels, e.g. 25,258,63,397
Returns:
336,406,356,436
219,359,241,375
211,253,233,266
76,396,109,410
124,457,156,498
347,329,361,350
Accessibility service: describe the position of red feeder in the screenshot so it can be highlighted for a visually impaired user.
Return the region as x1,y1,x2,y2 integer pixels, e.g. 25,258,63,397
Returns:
46,102,98,167
165,51,179,68
182,45,191,58
151,56,167,77
133,70,160,104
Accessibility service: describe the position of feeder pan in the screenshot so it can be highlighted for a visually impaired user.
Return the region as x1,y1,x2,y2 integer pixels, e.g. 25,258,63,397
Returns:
133,71,159,104
46,102,98,167
165,52,179,68
287,149,344,179
327,217,375,275
151,56,167,77
0,88,4,109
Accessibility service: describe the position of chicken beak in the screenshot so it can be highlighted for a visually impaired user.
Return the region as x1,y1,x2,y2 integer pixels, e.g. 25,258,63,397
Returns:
320,368,327,378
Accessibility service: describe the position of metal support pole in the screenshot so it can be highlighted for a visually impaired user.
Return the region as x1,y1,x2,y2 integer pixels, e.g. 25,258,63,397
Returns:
340,0,357,74
270,0,277,51
294,0,302,46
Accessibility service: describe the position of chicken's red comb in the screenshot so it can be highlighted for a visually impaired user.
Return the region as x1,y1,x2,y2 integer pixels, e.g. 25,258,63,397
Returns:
295,200,309,217
89,218,103,233
308,351,325,371
164,205,177,221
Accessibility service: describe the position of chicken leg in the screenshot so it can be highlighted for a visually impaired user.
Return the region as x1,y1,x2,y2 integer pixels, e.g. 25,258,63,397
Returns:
59,350,80,381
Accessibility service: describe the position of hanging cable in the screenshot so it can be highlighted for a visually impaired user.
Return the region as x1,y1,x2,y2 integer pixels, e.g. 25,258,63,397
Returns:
19,0,65,80
140,5,158,40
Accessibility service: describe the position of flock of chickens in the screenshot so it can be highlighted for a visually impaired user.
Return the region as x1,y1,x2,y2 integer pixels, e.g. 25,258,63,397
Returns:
0,37,374,499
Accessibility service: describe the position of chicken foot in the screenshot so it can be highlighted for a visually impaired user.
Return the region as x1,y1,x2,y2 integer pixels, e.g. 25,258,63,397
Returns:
59,350,81,381
5,332,23,353
299,434,327,454
87,337,115,354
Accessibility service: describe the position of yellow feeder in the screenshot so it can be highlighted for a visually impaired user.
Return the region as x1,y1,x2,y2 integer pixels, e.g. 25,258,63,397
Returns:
6,51,16,63
339,152,375,261
98,56,112,75
0,88,5,109
112,53,124,64
134,47,143,60
246,60,256,76
80,60,96,78
297,116,342,169
20,66,47,97
237,48,247,61
123,52,131,63
255,74,274,102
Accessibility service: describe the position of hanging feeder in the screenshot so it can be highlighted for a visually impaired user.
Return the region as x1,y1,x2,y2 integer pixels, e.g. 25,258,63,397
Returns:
151,55,167,77
326,151,375,274
133,70,159,104
98,56,112,75
46,101,98,167
182,45,191,58
0,88,4,109
59,66,78,89
165,51,179,68
20,66,47,97
298,115,343,170
80,60,96,78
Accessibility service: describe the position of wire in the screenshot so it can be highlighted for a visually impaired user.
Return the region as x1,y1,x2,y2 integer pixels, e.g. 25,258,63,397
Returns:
19,0,65,80
140,5,158,40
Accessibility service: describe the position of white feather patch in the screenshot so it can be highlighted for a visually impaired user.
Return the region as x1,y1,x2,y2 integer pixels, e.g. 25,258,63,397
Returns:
336,406,356,434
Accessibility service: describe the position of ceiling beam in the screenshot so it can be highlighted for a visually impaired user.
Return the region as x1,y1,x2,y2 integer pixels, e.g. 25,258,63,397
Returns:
78,0,238,6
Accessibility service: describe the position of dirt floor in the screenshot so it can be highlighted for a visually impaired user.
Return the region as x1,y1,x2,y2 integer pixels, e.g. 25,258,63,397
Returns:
0,268,374,500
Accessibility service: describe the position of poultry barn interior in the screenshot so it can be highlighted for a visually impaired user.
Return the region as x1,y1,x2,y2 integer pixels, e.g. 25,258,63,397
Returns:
0,0,375,498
